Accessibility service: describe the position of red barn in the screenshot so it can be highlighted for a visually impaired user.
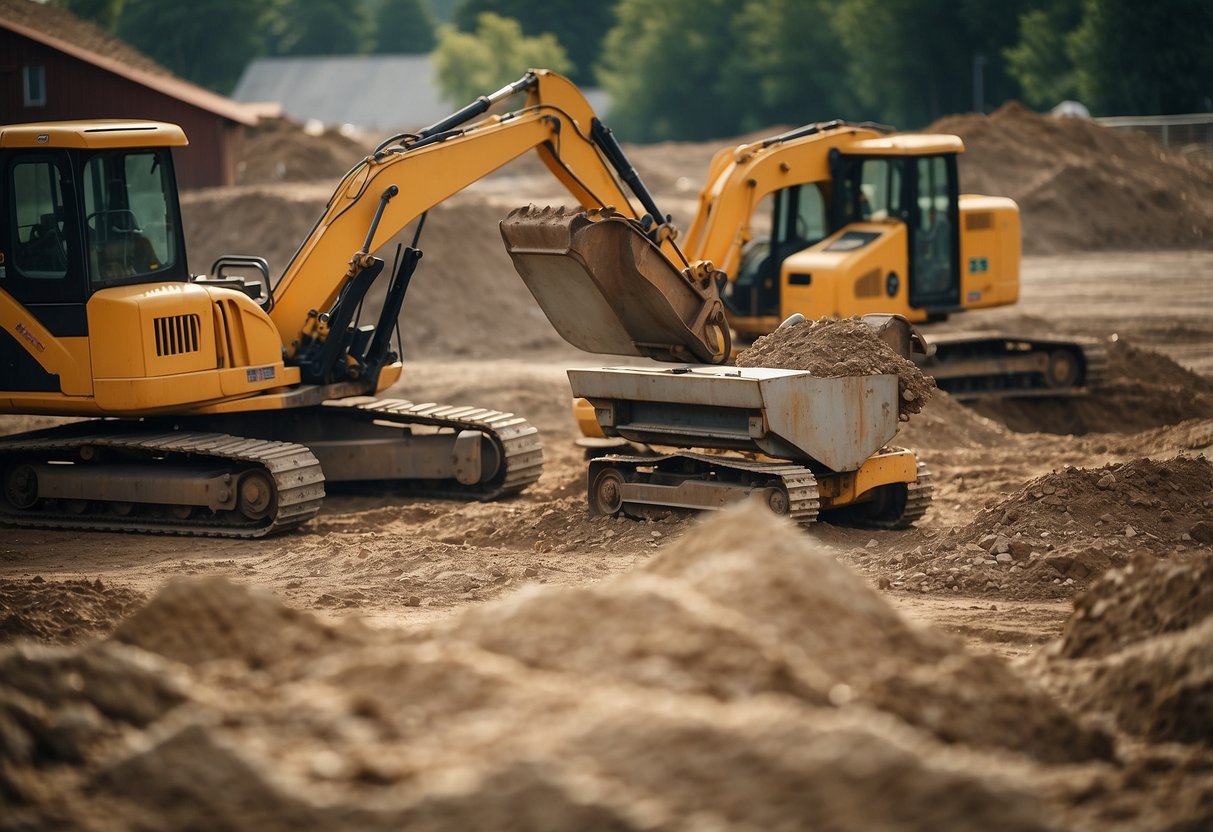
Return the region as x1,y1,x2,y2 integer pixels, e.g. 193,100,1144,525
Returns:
0,0,256,189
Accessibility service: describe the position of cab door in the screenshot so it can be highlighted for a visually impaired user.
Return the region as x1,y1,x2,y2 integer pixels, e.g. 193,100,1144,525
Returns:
907,154,960,311
0,150,87,392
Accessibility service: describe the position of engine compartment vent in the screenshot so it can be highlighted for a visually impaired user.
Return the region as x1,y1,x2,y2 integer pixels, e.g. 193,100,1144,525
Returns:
153,313,201,356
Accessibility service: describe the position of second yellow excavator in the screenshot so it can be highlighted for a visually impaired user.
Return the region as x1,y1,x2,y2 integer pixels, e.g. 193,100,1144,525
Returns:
673,120,1105,397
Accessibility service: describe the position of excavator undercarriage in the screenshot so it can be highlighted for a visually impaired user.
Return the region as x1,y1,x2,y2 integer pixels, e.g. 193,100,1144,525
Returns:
0,400,542,537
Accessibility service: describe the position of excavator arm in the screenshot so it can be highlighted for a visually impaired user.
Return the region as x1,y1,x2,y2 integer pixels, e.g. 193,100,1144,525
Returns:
269,69,729,377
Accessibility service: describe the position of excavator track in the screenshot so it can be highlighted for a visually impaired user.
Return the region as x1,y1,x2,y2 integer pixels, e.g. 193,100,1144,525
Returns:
818,459,933,530
0,428,324,538
589,452,821,527
333,398,544,499
917,334,1108,400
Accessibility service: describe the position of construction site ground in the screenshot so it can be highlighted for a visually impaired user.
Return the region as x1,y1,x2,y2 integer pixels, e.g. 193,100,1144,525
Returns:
3,107,1213,830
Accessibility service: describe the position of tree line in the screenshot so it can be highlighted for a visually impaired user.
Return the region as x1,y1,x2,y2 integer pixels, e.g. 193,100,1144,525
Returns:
57,0,1213,141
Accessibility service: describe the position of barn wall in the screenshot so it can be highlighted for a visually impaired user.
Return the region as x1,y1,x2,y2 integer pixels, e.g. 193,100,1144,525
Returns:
0,29,241,188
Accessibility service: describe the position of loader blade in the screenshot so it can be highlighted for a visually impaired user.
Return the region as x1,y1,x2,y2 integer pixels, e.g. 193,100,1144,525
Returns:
500,206,729,364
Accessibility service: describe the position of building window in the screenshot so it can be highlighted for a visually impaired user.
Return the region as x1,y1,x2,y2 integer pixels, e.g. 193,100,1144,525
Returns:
23,65,46,107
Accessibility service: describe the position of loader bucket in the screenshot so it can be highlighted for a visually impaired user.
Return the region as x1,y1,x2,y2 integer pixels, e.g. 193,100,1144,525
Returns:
500,206,730,364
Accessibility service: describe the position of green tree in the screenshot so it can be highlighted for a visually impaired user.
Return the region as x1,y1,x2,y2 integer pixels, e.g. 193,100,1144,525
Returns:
372,0,437,53
720,0,854,131
1069,0,1213,114
834,0,1025,127
598,0,747,141
451,0,619,84
50,0,124,31
116,0,274,93
271,0,370,55
432,13,572,105
1004,1,1083,109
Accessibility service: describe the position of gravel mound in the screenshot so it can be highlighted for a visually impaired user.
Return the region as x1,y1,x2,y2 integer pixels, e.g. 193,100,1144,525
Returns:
877,456,1213,600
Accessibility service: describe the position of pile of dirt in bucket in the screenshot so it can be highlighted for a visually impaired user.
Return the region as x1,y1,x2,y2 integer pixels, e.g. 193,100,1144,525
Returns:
928,102,1213,255
871,456,1213,600
4,506,1138,831
736,317,935,418
0,577,144,645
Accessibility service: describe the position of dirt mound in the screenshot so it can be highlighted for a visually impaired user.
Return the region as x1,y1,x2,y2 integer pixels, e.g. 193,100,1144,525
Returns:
1057,554,1213,661
0,640,188,767
970,338,1213,436
5,511,1128,830
236,120,370,185
736,317,935,418
929,102,1213,254
1,577,144,644
635,507,1109,763
182,191,569,358
894,389,1009,451
433,574,835,704
1041,555,1213,749
875,456,1213,601
961,456,1212,550
110,576,362,672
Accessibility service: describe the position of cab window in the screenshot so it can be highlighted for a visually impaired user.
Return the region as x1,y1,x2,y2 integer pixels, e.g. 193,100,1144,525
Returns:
10,157,71,280
839,157,905,224
83,150,178,285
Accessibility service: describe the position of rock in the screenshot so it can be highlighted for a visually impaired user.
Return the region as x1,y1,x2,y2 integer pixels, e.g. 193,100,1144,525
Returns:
1190,521,1213,544
996,553,1013,564
1097,474,1115,490
522,566,540,578
404,596,421,607
993,538,1011,555
979,534,999,551
1008,540,1034,559
1125,525,1137,538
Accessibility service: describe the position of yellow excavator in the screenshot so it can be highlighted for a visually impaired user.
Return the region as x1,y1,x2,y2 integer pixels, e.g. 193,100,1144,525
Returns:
673,121,1105,397
0,70,926,536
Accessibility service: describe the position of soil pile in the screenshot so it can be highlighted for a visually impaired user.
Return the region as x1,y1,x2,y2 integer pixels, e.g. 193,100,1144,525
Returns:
970,337,1213,436
1056,553,1213,661
870,456,1213,600
236,120,370,185
1042,555,1213,747
183,193,570,358
111,576,366,672
928,102,1213,255
736,317,936,418
0,578,144,645
4,507,1122,831
894,389,1010,451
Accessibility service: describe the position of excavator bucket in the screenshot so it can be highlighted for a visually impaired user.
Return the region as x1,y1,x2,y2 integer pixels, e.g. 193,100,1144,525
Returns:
500,206,730,364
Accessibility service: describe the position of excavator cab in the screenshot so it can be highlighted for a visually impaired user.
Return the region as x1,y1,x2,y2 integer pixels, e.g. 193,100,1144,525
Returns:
724,146,964,330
